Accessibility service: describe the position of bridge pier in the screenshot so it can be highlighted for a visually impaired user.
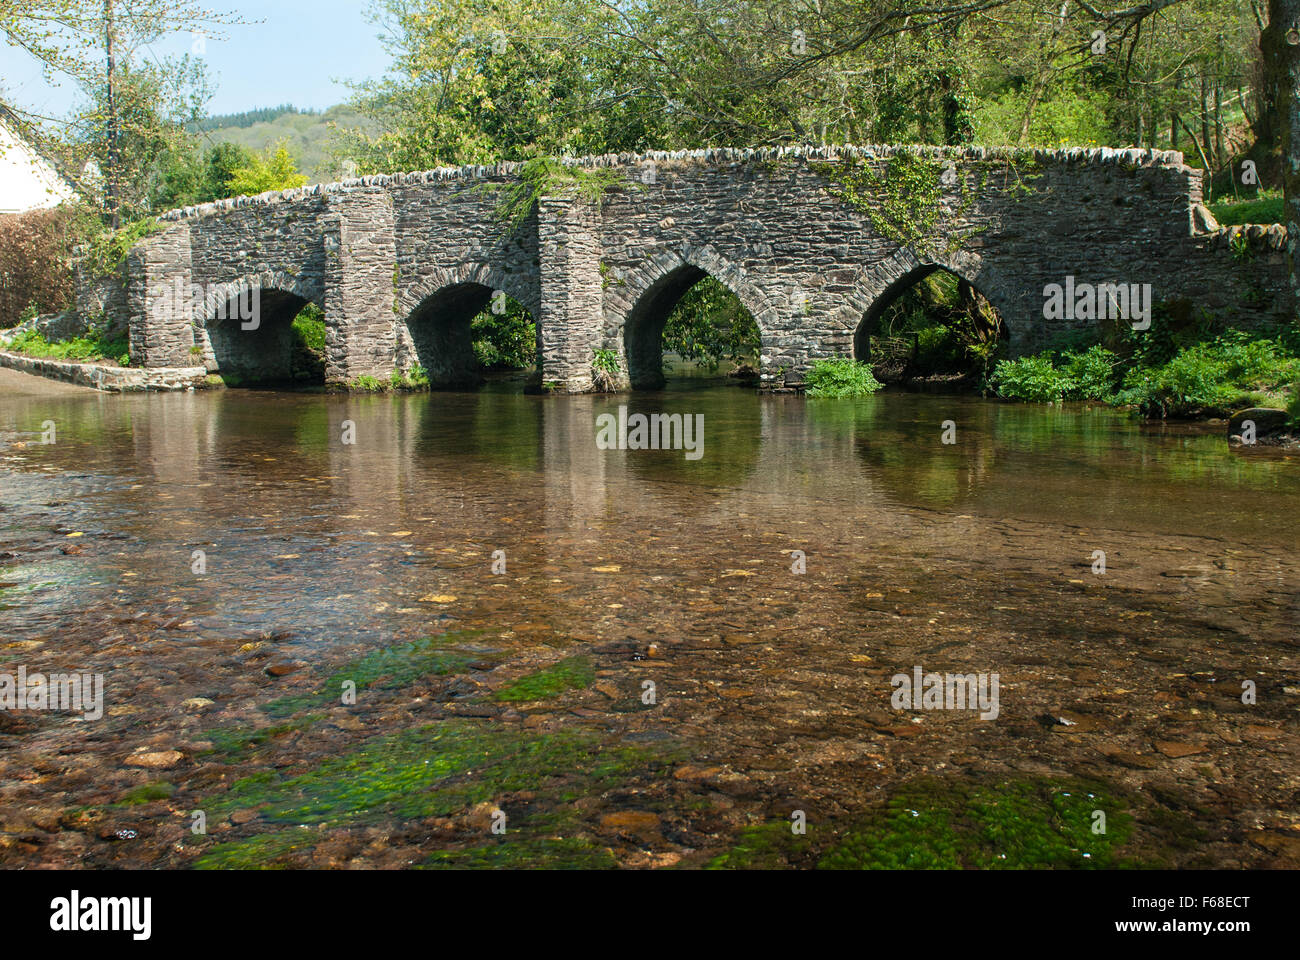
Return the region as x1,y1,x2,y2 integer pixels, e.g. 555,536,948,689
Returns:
322,188,398,386
127,223,195,367
536,197,608,393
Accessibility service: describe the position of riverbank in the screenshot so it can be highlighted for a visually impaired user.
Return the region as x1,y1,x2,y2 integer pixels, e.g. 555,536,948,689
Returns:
0,351,212,393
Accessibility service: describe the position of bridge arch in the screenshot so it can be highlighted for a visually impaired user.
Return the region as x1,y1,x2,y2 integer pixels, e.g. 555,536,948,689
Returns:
607,245,779,390
197,272,325,384
841,247,1034,361
397,264,541,388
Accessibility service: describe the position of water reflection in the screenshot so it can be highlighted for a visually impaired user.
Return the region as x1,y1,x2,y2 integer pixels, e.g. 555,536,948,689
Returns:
2,383,1297,649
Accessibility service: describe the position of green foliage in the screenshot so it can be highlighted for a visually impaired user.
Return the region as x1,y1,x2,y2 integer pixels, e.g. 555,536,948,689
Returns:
591,349,622,375
6,328,131,366
1113,333,1300,418
591,348,622,392
1288,386,1300,427
227,142,310,196
155,142,260,210
991,345,1119,402
804,357,884,398
82,218,164,279
471,302,536,369
1209,190,1284,227
287,305,327,382
994,327,1300,418
662,277,762,370
814,153,944,248
349,375,385,393
488,157,626,237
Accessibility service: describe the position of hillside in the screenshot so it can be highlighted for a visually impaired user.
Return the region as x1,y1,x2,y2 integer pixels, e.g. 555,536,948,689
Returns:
195,104,375,182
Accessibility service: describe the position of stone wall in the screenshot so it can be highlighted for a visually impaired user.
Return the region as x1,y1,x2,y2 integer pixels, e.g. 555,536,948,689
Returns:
0,351,209,392
110,144,1288,391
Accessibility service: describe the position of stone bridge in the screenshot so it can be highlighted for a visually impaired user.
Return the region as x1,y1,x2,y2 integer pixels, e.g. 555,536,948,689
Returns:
112,144,1287,391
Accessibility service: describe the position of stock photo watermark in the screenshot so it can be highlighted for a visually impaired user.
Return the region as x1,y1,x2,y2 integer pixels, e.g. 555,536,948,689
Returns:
596,406,705,460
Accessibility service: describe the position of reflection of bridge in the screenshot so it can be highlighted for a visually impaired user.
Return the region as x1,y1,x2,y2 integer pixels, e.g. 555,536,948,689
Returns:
115,145,1282,391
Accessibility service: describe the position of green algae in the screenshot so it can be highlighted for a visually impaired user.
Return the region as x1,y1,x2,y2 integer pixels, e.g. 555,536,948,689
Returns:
706,821,805,870
205,719,672,829
201,714,325,760
424,835,618,870
708,777,1141,870
194,719,682,869
193,827,318,870
818,779,1133,869
263,630,501,718
492,655,594,702
117,782,176,806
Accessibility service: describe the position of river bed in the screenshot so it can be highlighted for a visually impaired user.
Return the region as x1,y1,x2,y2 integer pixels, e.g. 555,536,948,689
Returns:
1,370,1297,868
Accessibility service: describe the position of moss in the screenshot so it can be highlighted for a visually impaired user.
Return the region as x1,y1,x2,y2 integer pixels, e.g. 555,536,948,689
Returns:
706,821,804,870
204,720,673,830
493,655,595,702
424,835,618,870
263,631,500,718
193,827,318,870
117,782,176,806
708,777,1146,870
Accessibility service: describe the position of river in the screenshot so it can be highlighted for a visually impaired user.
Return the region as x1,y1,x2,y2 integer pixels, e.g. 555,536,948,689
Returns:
1,373,1297,868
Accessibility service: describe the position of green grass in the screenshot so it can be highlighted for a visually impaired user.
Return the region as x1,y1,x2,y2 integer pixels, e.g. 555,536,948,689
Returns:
5,329,130,366
1209,190,1283,227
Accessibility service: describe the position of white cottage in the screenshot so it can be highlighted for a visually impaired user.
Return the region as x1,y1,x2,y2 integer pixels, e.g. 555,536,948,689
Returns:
0,117,77,213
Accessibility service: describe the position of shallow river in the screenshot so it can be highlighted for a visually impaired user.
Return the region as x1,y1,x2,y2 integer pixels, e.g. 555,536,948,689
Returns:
1,375,1297,869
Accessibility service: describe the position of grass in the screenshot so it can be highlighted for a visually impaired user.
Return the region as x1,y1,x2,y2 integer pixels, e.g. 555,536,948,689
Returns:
1208,189,1283,227
4,328,130,367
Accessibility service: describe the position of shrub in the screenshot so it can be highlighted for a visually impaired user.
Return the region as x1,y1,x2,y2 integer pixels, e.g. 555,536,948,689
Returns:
1112,335,1300,418
1287,385,1300,427
1061,345,1119,400
990,354,1071,402
0,208,81,327
591,349,621,393
804,357,884,398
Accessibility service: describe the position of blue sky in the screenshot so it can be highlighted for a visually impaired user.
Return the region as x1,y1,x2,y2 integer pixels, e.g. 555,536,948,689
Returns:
3,1,392,119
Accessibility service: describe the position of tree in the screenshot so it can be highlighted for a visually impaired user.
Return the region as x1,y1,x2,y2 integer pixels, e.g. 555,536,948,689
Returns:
1,0,241,223
1263,0,1300,315
226,143,309,196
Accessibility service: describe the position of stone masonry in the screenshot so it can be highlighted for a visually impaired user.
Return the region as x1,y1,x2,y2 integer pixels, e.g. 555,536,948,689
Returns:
116,144,1288,391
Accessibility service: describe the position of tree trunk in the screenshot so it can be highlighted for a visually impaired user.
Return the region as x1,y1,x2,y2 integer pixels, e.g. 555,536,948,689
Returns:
1265,0,1300,319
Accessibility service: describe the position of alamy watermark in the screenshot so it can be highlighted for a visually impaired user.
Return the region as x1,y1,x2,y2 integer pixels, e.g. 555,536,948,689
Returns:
0,666,104,720
891,665,1000,720
149,279,261,330
596,406,705,460
1043,276,1151,331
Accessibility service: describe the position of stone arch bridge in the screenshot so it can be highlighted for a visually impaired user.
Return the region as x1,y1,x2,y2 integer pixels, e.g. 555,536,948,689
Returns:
117,144,1285,391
